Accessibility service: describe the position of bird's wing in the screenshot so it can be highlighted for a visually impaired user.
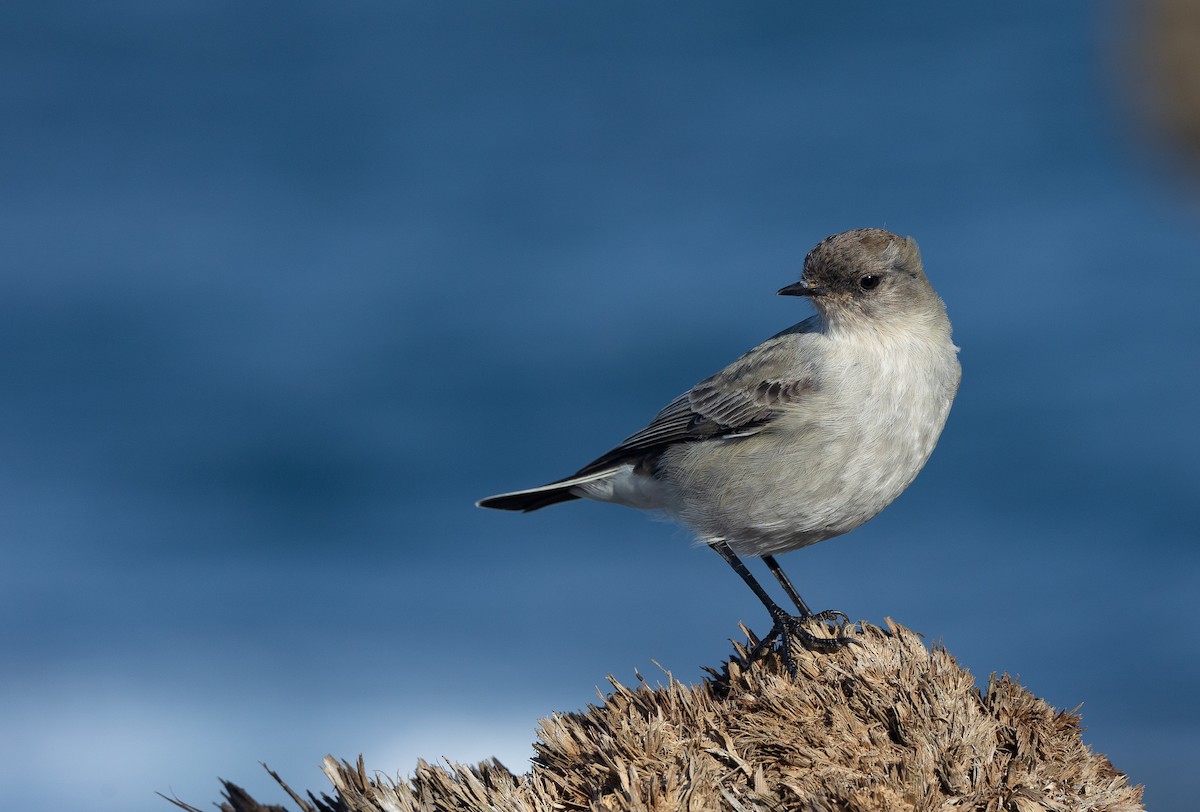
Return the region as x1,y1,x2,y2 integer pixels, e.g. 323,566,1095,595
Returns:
573,329,821,477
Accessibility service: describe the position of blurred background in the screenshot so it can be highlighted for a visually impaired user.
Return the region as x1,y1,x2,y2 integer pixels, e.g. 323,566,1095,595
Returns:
2,2,1198,810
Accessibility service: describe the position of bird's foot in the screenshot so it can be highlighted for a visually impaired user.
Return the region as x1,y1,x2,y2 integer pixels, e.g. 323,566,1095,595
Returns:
748,609,860,676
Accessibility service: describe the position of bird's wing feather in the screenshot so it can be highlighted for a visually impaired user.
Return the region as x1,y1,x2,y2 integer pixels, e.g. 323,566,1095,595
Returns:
573,328,821,477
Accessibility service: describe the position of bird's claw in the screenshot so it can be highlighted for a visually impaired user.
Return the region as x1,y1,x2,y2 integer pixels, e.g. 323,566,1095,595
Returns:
748,609,860,676
809,608,850,627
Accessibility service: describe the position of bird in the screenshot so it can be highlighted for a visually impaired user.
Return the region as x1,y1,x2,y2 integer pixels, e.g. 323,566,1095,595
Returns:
478,228,961,673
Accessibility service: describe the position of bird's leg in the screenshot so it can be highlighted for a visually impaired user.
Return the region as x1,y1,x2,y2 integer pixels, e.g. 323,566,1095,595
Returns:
760,554,813,615
711,541,857,675
761,554,850,628
709,541,794,670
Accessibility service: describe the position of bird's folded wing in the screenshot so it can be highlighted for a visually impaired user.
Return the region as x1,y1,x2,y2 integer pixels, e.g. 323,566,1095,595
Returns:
573,336,819,477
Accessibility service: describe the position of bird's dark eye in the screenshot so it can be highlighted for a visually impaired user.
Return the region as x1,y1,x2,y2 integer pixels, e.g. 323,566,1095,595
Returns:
859,274,881,291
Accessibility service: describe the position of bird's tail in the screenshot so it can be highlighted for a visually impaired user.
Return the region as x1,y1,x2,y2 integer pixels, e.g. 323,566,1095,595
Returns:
476,469,616,512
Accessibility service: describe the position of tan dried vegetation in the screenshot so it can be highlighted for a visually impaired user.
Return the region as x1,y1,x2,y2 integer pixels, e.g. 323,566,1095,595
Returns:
170,621,1142,812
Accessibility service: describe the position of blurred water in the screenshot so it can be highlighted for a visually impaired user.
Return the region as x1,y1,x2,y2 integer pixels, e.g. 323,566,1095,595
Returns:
1,3,1197,810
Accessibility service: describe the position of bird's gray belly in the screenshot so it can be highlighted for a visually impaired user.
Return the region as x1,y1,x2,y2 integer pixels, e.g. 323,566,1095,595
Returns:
658,384,950,557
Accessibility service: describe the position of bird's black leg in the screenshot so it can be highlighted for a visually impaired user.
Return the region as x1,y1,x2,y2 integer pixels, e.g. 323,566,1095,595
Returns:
712,541,857,675
712,541,788,621
760,554,813,615
761,554,850,628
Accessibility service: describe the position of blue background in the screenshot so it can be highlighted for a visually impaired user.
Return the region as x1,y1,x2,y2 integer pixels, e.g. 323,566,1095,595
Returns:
3,3,1197,810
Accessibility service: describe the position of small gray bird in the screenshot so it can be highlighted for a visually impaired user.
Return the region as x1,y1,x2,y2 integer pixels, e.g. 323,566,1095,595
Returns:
479,228,960,671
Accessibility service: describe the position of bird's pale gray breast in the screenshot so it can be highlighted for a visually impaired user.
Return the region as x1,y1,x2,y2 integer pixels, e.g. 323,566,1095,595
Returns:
657,327,959,557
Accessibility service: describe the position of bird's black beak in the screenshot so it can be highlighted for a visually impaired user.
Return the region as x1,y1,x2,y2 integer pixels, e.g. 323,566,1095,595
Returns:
777,281,823,297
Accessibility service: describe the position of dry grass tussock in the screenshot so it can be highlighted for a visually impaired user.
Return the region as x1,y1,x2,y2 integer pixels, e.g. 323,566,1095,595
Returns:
169,620,1142,812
